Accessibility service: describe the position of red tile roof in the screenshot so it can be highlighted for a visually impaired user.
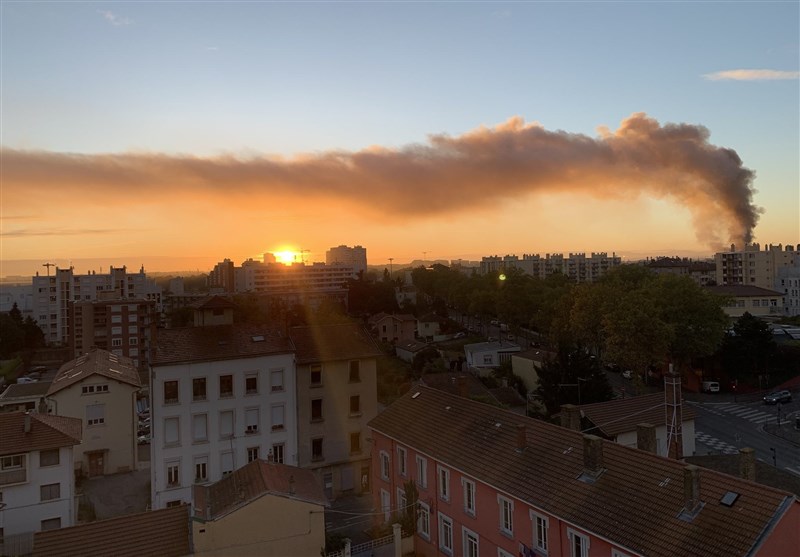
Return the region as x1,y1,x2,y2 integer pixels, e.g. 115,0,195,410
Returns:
0,412,82,455
188,294,237,309
47,347,141,396
290,323,383,364
153,324,293,366
369,386,796,557
578,392,696,437
197,459,328,521
32,505,190,557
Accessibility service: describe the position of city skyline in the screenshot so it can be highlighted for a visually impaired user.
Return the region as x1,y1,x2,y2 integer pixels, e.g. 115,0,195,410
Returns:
2,2,798,277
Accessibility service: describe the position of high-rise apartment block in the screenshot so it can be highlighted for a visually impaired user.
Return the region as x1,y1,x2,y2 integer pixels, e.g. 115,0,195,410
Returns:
326,245,367,276
715,243,797,289
481,252,621,282
32,266,162,345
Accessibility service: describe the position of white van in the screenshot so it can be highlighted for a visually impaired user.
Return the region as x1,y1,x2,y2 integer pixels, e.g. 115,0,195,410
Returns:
702,381,720,393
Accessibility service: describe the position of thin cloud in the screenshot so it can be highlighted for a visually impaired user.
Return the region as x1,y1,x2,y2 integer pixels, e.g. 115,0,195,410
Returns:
1,113,761,251
98,10,133,26
703,69,799,81
1,228,128,238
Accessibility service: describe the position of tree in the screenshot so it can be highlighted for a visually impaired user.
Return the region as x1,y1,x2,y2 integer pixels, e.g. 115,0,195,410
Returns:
721,312,776,383
534,345,614,415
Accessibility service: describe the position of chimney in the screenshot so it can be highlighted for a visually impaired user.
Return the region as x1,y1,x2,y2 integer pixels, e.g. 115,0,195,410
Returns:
739,447,756,482
682,465,703,518
457,375,468,398
24,412,31,433
560,404,581,431
581,434,604,481
516,423,526,452
636,423,657,454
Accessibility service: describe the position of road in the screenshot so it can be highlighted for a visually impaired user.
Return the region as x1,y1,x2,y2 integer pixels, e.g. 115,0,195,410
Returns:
689,397,800,477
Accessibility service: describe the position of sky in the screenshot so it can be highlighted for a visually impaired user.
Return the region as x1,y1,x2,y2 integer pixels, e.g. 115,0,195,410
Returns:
1,1,798,277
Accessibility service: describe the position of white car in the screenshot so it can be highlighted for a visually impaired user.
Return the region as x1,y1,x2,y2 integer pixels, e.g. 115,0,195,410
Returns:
17,377,38,384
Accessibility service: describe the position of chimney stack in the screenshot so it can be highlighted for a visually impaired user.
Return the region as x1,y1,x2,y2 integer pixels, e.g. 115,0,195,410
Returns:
682,465,703,518
739,447,756,482
636,423,657,454
516,423,526,453
560,404,581,431
457,375,468,398
582,434,604,480
24,412,31,433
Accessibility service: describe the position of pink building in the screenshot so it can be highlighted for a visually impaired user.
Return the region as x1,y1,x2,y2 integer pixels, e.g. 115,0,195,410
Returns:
369,386,799,557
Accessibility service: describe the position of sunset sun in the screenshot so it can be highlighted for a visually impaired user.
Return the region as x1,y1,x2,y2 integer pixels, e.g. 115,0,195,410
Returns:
274,250,298,265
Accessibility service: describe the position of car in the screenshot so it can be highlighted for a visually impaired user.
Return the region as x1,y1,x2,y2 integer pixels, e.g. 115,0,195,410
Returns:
487,336,497,342
763,390,792,405
16,377,38,384
454,332,466,339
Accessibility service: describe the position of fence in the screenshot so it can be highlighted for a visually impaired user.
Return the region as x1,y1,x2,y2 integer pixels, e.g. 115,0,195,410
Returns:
351,532,394,555
0,531,35,556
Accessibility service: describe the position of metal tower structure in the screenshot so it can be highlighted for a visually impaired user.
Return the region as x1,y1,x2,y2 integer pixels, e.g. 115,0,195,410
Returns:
664,363,684,460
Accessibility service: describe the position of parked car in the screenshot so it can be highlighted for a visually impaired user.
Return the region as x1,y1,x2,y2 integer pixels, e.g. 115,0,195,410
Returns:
16,377,38,384
763,390,792,405
454,332,466,339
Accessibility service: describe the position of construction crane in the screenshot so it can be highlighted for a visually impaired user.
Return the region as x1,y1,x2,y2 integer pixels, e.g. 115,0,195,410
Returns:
43,262,55,276
299,249,310,264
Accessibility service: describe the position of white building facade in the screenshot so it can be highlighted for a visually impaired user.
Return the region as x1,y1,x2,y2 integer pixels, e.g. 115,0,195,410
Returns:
325,245,367,276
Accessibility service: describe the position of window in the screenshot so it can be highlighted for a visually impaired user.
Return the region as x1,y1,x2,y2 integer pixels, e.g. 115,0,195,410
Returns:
111,326,122,335
246,374,258,395
271,405,285,431
311,438,324,461
219,375,233,397
194,457,208,482
380,451,390,481
270,369,284,392
82,384,109,395
40,449,60,467
1,455,23,470
167,462,180,487
438,466,450,501
221,451,234,476
271,443,285,464
41,518,61,531
381,489,391,521
349,360,360,383
40,483,60,501
219,411,234,439
463,478,476,516
247,447,260,462
568,529,590,557
311,398,323,421
350,432,361,454
416,455,427,488
165,417,180,445
192,378,207,401
438,513,453,554
129,337,138,345
483,354,493,365
463,527,479,557
499,495,513,536
111,314,122,324
350,395,361,416
164,380,179,404
531,511,549,553
498,550,515,557
192,414,207,442
397,487,407,517
86,403,105,426
418,501,430,540
397,447,407,477
310,364,322,386
246,408,259,434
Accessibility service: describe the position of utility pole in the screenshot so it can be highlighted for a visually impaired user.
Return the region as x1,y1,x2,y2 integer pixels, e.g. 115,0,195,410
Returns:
388,258,394,277
43,262,55,276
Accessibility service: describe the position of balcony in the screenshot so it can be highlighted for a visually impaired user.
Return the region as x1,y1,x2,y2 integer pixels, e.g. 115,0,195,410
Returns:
0,467,27,486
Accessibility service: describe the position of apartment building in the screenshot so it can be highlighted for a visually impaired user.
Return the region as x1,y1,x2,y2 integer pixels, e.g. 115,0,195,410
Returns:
291,323,383,499
776,264,800,317
208,259,236,293
370,387,799,557
481,252,621,283
646,257,716,286
150,320,296,509
706,285,785,318
68,297,158,374
31,266,161,345
715,243,798,289
46,348,141,477
326,245,368,276
0,412,82,545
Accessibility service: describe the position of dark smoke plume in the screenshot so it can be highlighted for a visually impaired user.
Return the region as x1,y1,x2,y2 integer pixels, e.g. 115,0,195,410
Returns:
2,113,760,249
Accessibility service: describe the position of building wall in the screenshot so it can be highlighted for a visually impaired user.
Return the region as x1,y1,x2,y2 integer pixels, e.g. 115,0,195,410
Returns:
49,379,138,475
0,446,76,535
756,502,800,556
616,420,696,458
716,243,798,289
371,433,630,557
192,494,326,557
776,266,800,317
150,353,297,509
721,295,782,318
295,357,377,498
510,355,540,392
326,245,367,276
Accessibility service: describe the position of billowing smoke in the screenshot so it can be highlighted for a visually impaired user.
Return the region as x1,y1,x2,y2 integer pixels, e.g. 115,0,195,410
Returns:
2,112,760,248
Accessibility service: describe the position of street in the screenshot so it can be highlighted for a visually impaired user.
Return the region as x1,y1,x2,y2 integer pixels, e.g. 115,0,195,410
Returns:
689,398,800,477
